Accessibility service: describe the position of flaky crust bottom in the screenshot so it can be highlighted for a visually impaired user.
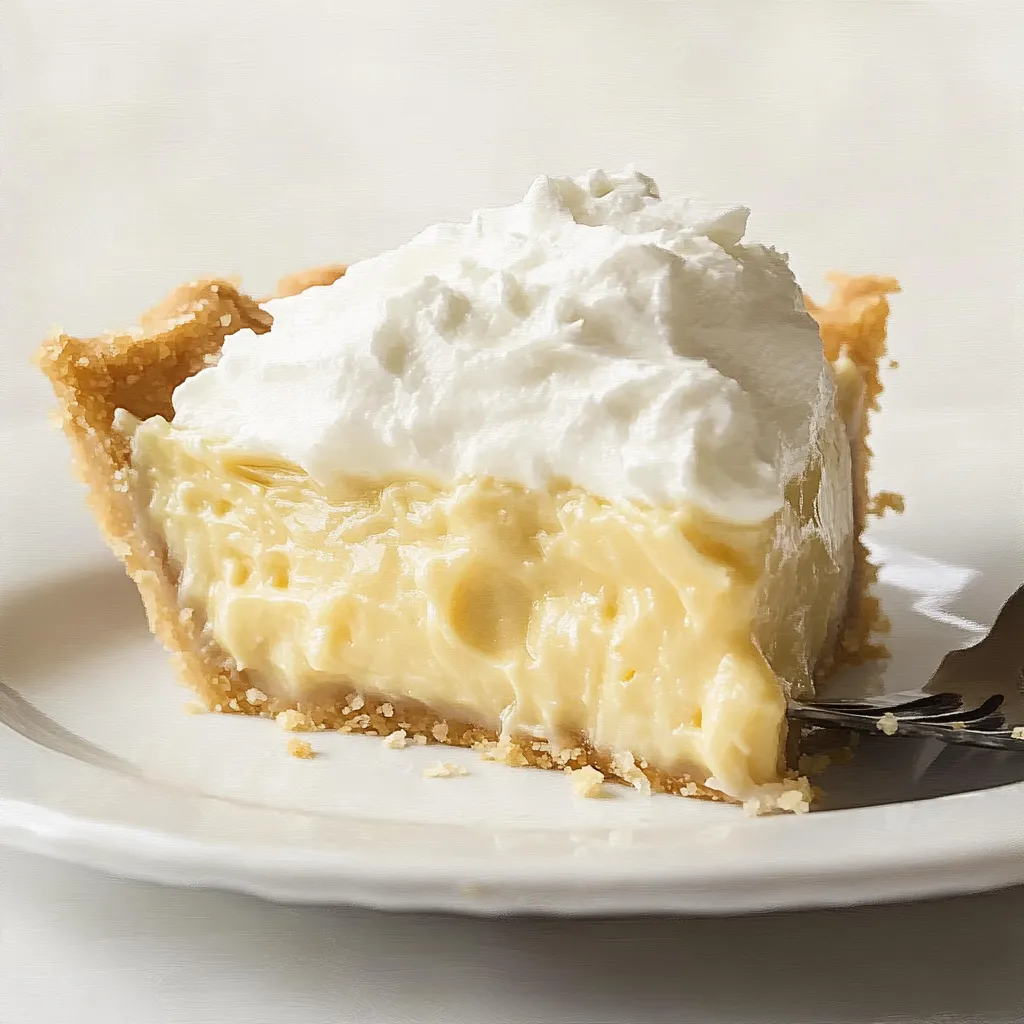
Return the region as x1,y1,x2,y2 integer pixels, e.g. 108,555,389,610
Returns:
204,684,730,800
39,265,897,800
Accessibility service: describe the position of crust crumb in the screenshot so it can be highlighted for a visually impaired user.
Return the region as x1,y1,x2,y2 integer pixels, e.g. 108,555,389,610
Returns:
286,738,316,759
610,751,651,794
483,740,530,767
869,491,905,517
382,729,408,749
245,687,268,706
277,709,312,732
423,761,468,779
876,712,899,736
774,789,809,813
743,775,812,816
568,765,605,798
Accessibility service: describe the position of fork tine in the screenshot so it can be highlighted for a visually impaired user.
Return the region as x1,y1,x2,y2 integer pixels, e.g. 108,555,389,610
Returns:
789,583,1024,752
918,694,1006,727
804,692,965,718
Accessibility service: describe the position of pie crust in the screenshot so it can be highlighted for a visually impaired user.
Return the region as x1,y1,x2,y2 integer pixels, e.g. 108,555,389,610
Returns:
38,267,899,800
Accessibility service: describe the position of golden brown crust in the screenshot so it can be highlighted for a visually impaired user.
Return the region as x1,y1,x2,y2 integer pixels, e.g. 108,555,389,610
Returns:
272,264,348,299
805,273,902,664
36,280,274,720
38,266,896,799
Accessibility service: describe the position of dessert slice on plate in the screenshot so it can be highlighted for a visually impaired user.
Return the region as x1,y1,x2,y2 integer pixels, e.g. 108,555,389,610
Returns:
39,170,898,808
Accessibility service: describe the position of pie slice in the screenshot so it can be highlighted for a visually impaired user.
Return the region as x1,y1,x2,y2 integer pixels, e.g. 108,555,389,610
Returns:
38,172,899,807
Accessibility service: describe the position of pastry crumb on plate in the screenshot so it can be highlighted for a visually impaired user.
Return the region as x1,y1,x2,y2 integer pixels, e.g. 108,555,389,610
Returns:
567,765,605,798
423,762,469,779
381,729,408,749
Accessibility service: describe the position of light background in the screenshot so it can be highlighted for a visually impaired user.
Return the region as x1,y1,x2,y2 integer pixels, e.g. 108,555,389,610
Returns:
2,1,1023,1021
4,0,1022,581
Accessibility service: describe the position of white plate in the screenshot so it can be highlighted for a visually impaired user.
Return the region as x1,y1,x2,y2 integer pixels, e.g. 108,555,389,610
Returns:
2,417,1023,915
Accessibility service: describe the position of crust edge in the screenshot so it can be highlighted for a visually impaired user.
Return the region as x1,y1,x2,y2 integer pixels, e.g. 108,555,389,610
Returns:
806,273,903,667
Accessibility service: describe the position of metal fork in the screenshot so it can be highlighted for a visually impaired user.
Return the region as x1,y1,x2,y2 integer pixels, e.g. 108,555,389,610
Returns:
789,583,1024,751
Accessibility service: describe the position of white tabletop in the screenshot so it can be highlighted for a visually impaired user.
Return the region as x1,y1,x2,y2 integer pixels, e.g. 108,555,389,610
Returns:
1,849,1022,1023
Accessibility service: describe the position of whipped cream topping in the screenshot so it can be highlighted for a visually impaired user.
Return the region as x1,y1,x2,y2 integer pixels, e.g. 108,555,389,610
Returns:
170,168,833,522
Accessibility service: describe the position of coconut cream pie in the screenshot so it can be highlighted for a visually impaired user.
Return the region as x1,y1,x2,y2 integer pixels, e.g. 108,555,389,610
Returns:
38,169,899,807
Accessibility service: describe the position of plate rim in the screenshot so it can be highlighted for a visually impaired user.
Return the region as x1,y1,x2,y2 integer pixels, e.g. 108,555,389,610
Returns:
3,715,1024,914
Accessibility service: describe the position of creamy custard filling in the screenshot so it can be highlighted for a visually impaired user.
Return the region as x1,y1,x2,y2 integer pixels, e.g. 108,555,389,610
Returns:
128,404,853,797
